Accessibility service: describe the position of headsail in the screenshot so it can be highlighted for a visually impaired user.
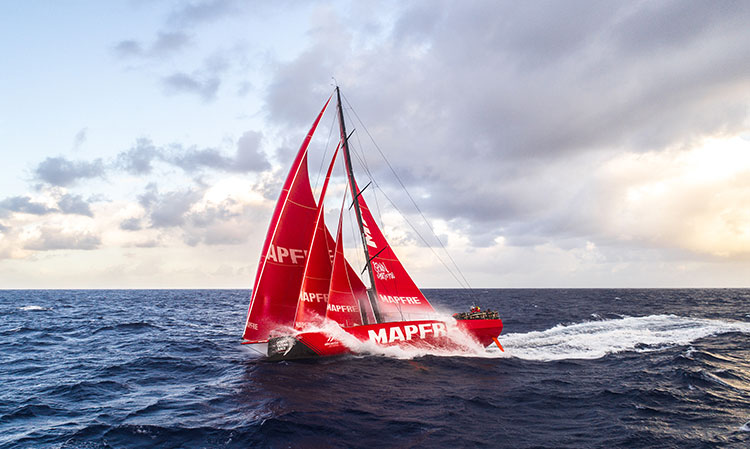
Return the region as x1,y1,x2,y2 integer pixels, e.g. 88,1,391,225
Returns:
351,182,437,322
325,211,371,328
243,96,331,342
293,143,340,329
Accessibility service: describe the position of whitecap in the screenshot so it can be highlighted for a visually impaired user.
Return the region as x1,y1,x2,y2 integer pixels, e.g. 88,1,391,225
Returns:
740,421,750,432
19,305,49,311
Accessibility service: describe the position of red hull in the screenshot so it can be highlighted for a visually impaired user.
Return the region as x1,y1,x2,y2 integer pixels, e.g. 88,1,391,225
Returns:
266,318,503,360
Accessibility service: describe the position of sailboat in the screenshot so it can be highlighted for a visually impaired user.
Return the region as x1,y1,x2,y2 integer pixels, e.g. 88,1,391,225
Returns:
242,87,503,360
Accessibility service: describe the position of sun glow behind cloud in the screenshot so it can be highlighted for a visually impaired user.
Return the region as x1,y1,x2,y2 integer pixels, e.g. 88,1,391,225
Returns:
601,136,750,257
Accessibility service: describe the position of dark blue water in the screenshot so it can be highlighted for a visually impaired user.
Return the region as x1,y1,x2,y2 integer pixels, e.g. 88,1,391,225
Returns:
2,289,750,448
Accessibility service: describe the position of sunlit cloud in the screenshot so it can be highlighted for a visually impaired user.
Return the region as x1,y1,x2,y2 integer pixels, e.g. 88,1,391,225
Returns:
598,136,750,257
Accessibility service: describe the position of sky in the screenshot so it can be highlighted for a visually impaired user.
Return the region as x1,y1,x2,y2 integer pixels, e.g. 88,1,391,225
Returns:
1,0,750,289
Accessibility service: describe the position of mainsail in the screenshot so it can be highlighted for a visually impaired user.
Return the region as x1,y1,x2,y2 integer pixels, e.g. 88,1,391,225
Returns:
242,96,331,342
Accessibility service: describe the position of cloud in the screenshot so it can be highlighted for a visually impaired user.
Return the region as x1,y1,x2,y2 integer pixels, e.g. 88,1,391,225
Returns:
117,138,160,175
181,198,256,246
23,227,101,251
113,31,191,59
235,131,270,172
0,194,94,219
167,146,233,172
120,217,142,231
160,53,229,102
57,194,93,217
34,157,105,187
138,183,204,228
72,128,87,150
258,1,750,262
168,0,242,26
161,72,220,101
113,39,141,57
0,196,56,216
162,132,269,173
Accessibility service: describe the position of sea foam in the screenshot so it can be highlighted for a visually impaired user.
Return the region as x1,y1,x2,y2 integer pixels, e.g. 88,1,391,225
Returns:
496,314,750,361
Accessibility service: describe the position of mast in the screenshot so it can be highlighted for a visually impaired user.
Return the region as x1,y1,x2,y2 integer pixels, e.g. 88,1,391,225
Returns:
336,86,383,324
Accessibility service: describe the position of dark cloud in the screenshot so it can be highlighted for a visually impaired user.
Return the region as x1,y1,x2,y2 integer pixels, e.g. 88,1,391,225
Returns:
261,0,750,250
167,146,233,172
117,138,160,175
34,157,105,187
57,194,93,217
187,199,240,227
162,132,269,173
161,72,220,101
113,39,141,57
0,196,56,216
27,133,270,187
160,53,229,102
138,183,203,228
152,31,192,55
133,240,160,248
23,228,101,251
120,217,142,231
113,31,191,59
235,131,270,172
0,194,94,218
168,0,241,26
181,199,254,246
72,128,87,150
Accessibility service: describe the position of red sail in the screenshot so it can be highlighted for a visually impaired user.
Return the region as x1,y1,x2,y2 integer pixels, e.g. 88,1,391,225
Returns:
326,215,370,328
243,96,331,342
293,144,340,329
353,187,437,322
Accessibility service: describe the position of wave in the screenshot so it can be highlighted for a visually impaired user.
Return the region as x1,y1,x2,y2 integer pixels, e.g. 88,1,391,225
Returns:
92,322,162,334
18,305,50,311
496,314,750,362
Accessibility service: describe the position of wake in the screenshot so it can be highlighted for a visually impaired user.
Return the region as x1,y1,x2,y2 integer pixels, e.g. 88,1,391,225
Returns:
346,314,750,361
491,314,750,362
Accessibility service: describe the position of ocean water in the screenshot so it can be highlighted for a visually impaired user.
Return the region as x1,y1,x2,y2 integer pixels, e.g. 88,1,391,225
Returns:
2,289,750,448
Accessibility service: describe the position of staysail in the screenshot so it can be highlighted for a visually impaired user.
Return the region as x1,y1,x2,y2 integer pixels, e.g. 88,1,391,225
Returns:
292,143,340,329
325,211,371,327
242,96,331,342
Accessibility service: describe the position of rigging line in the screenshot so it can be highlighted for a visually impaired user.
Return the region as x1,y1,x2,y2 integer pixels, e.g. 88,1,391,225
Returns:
343,106,386,224
347,202,368,290
347,140,468,289
342,92,474,291
313,104,338,193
